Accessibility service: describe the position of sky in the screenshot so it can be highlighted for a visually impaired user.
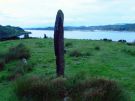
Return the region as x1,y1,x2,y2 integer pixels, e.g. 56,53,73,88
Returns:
0,0,135,27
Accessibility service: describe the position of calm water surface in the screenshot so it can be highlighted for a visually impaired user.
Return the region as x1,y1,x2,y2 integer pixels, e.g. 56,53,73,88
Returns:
26,30,135,42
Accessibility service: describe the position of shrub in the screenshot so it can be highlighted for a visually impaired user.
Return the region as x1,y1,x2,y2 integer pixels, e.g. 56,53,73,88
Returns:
0,44,30,70
50,77,67,99
35,42,44,48
127,43,134,46
69,50,91,57
0,59,5,71
23,63,33,72
0,53,6,70
8,72,23,81
127,41,135,46
123,48,135,56
69,50,82,57
83,79,125,101
15,75,39,97
69,78,127,101
118,40,127,43
5,43,30,62
8,62,33,80
94,46,100,50
15,76,67,101
103,38,112,42
65,42,73,47
0,74,9,82
8,65,25,81
84,52,91,56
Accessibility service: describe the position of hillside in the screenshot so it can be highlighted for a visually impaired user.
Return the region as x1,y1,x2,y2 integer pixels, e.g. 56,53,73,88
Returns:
0,25,31,39
0,38,135,101
91,23,135,31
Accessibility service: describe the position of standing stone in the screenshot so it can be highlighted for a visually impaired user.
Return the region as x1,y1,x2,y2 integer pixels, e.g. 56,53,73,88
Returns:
54,10,64,77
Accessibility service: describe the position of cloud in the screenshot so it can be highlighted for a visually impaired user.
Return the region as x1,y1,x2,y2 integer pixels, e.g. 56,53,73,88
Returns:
0,0,135,27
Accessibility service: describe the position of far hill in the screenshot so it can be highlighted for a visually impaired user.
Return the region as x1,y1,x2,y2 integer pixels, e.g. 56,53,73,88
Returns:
25,23,135,31
91,23,135,31
0,25,31,40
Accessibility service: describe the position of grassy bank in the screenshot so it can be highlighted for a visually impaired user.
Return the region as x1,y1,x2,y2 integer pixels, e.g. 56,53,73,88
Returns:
0,38,135,101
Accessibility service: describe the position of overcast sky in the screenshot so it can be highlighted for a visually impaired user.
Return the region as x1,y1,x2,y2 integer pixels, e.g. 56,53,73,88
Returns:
0,0,135,27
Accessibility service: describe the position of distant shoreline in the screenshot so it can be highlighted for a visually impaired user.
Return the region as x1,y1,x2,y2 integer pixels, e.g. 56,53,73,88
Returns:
24,23,135,32
25,29,135,32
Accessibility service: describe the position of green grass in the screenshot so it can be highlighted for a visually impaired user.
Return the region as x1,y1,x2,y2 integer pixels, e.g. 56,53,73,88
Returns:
0,38,135,100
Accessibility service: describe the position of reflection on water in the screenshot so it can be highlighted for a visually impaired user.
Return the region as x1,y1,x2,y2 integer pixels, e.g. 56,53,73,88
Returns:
25,30,135,42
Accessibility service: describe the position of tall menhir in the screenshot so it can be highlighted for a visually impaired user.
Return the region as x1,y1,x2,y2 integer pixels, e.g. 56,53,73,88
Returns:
54,10,64,77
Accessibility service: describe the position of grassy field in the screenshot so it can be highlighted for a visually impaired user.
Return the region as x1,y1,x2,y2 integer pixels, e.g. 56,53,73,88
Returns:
0,38,135,101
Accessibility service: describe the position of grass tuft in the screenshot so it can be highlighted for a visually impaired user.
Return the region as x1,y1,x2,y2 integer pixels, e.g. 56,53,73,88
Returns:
5,43,30,62
15,75,127,101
